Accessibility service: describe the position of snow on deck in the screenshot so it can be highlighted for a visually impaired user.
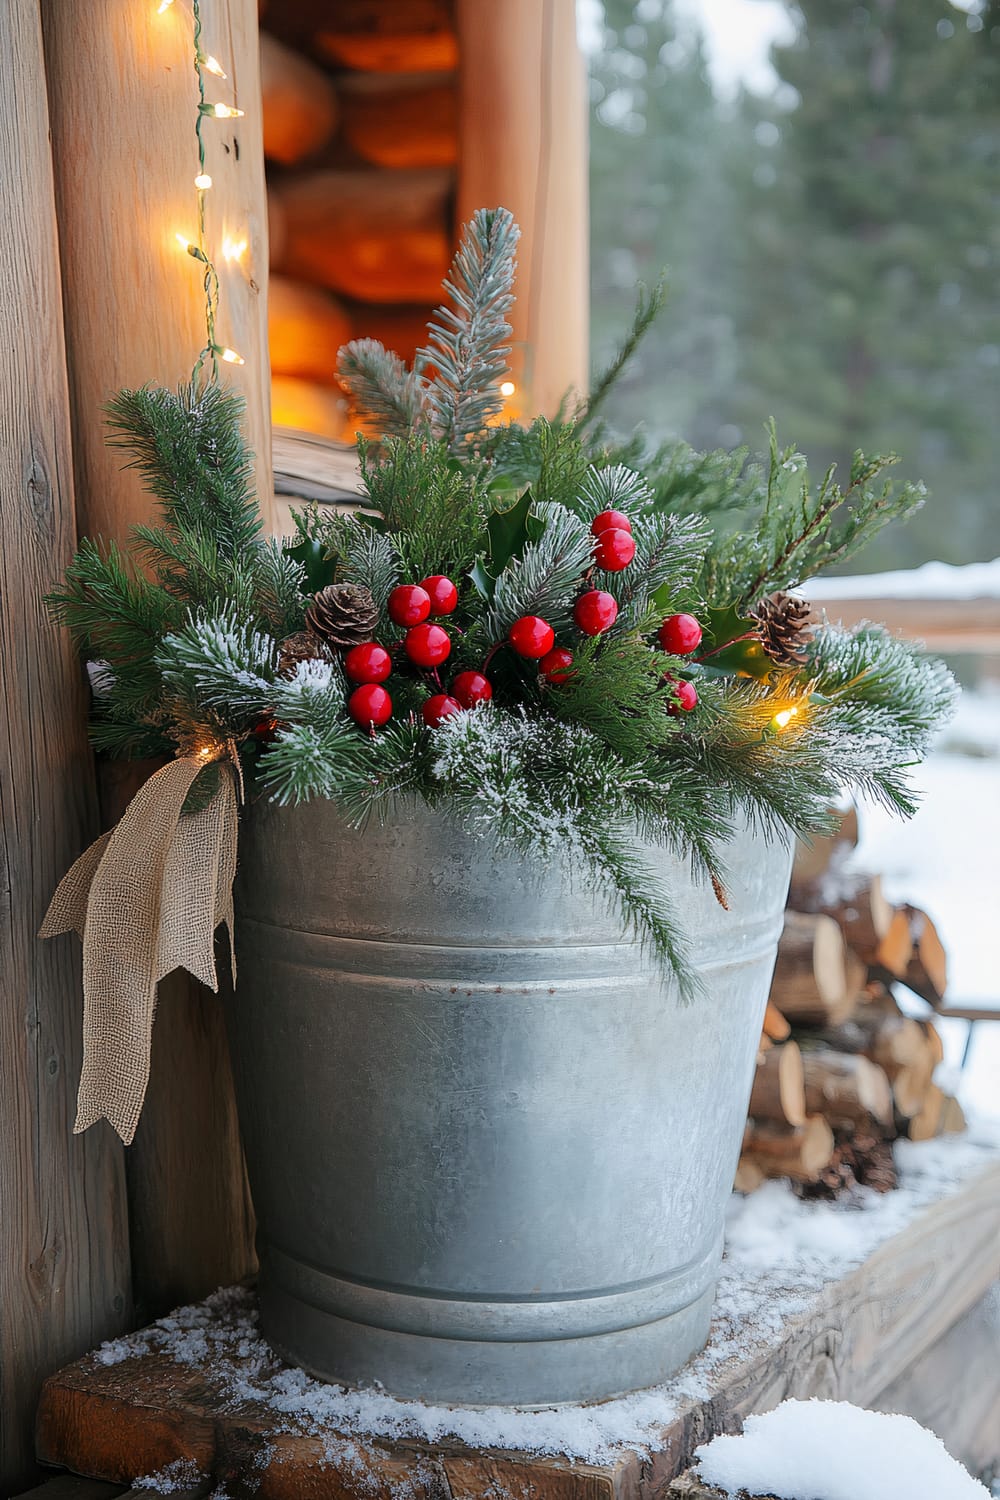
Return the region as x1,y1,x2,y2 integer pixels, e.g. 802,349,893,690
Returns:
93,1122,1000,1469
806,557,1000,600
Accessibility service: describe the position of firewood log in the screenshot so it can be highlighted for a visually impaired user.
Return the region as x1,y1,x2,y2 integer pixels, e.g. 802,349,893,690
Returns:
275,169,452,302
337,74,458,167
260,32,338,166
799,1049,894,1131
770,911,856,1026
891,1054,938,1120
733,1156,767,1194
812,874,895,963
312,1,458,73
940,1093,967,1135
268,275,351,383
872,905,914,977
741,1115,836,1183
762,1000,791,1042
271,375,352,441
790,804,859,895
344,302,436,364
749,1041,807,1128
899,905,948,1007
905,1082,945,1141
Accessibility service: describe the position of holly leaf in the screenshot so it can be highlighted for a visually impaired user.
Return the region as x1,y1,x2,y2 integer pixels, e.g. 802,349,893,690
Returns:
487,488,535,576
283,536,335,593
692,601,771,678
700,600,756,652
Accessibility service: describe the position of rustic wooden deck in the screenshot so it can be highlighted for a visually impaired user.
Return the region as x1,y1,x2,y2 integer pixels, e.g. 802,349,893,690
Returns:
30,1159,1000,1500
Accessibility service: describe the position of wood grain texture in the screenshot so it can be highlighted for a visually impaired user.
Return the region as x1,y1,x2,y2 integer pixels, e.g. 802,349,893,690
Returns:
35,1163,1000,1498
39,0,275,537
455,0,588,419
872,1281,1000,1476
812,595,1000,652
0,4,132,1492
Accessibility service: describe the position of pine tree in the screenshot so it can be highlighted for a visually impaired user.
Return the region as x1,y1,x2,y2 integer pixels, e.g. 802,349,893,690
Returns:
728,0,1000,568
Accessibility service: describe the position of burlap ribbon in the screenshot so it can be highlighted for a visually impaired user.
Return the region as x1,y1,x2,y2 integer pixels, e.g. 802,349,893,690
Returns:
40,755,240,1145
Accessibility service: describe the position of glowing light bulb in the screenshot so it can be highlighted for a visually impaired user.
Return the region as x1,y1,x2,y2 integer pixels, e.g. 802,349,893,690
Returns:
203,55,227,79
195,173,213,190
773,706,799,730
220,347,245,365
195,744,214,761
500,380,516,398
157,0,174,13
222,235,248,263
211,102,244,119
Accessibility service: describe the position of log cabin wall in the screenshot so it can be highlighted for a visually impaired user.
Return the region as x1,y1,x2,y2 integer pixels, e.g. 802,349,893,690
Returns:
261,0,588,437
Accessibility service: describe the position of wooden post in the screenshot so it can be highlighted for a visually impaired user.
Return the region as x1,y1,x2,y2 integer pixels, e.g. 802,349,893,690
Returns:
39,0,275,537
0,2,132,1490
455,0,589,419
39,0,262,1316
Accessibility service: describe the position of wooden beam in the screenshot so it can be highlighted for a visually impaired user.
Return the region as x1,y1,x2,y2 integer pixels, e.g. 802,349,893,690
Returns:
0,3,132,1492
39,0,275,536
455,0,588,420
39,1,261,1319
811,595,1000,653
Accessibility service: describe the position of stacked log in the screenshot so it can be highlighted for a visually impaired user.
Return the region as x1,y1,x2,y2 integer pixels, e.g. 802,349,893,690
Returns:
259,2,460,438
736,804,965,1199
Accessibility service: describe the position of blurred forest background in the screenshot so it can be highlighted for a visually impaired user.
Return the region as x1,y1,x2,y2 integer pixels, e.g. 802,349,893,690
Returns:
588,0,1000,571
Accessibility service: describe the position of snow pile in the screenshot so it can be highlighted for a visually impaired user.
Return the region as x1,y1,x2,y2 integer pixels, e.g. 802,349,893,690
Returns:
131,1458,208,1493
90,1123,1000,1466
695,1399,989,1500
806,557,1000,600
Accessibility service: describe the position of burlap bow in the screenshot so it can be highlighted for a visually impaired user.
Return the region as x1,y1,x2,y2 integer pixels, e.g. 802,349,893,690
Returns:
40,755,240,1145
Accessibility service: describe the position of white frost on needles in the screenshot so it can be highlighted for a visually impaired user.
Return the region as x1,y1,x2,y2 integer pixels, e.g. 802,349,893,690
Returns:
695,1399,990,1500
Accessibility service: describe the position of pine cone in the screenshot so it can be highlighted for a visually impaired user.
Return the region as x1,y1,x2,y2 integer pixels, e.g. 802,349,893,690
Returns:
276,631,335,677
751,591,814,666
305,583,379,648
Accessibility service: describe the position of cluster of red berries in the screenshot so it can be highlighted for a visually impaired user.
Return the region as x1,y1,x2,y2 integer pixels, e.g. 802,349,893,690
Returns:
343,510,704,728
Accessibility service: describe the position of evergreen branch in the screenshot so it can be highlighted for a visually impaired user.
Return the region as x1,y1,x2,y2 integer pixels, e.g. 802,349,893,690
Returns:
418,207,520,450
337,339,430,439
486,508,593,636
580,278,666,429
319,512,403,621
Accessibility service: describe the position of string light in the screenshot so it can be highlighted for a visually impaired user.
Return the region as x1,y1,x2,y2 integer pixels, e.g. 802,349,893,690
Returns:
162,0,250,383
771,705,801,731
500,380,517,398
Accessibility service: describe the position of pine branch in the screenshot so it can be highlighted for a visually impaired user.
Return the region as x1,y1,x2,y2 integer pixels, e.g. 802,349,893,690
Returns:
418,207,520,451
105,382,262,560
319,512,403,621
486,508,593,636
337,339,430,439
580,278,666,429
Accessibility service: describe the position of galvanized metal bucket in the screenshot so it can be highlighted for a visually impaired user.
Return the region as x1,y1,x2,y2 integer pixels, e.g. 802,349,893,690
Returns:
229,799,791,1406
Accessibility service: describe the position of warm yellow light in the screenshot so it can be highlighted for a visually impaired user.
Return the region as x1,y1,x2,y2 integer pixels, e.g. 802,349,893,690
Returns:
212,102,244,119
220,347,245,365
176,232,196,252
195,744,214,761
203,55,227,79
222,235,248,263
194,172,213,190
156,0,174,12
500,380,516,398
773,706,800,730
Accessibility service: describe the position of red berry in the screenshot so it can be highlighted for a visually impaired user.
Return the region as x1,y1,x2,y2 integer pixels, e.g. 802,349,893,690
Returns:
665,678,698,715
659,613,703,655
405,622,452,668
573,590,618,636
343,642,392,684
591,509,632,537
348,683,392,728
509,615,555,659
422,694,463,727
420,574,459,615
539,647,575,683
452,670,493,707
593,527,636,572
388,584,431,628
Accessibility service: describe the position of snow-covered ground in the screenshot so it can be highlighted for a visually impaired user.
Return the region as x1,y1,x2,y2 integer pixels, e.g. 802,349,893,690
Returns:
847,685,1000,1122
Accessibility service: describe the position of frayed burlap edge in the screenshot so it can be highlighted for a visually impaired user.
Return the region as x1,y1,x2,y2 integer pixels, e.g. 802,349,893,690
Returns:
40,756,239,1145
